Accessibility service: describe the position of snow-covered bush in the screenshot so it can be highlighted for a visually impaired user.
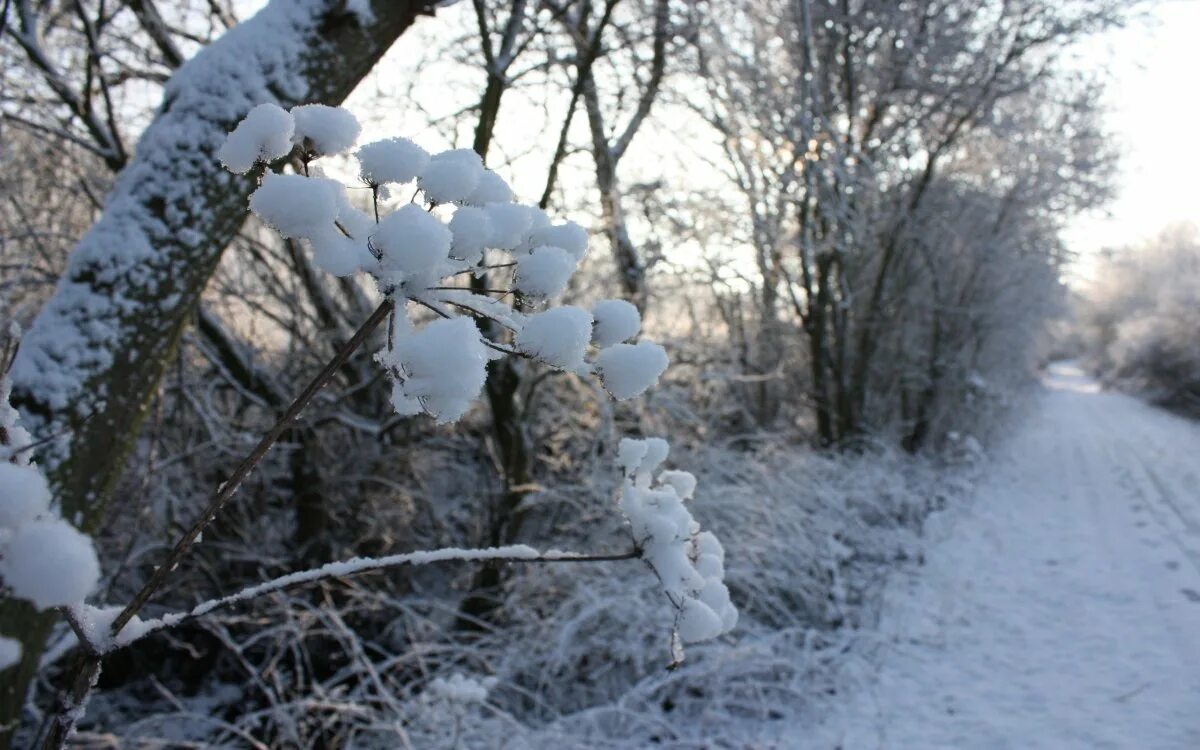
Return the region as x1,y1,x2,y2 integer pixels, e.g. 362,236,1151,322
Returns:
465,440,959,746
64,432,958,749
1078,224,1200,414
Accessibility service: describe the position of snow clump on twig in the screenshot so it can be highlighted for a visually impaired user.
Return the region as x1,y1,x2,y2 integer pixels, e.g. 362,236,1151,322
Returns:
219,103,672,424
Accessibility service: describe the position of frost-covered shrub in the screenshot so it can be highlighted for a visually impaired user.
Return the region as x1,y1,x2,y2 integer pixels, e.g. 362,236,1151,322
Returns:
1079,224,1200,414
423,441,961,747
61,418,959,748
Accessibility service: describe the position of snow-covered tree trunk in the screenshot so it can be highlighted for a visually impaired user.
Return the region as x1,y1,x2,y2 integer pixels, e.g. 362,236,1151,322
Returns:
0,1,435,742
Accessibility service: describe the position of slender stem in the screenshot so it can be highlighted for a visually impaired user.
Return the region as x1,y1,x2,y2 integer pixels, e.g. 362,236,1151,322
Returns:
109,299,394,635
430,285,513,295
447,262,515,277
3,410,95,458
60,607,98,656
440,299,519,331
483,339,522,357
411,296,451,319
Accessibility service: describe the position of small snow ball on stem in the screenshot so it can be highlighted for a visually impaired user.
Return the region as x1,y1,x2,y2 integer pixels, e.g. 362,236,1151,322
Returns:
596,341,669,400
591,299,641,348
357,137,431,186
248,172,340,240
448,206,494,265
373,203,453,289
463,170,514,206
515,246,577,299
528,221,589,261
0,462,51,529
290,104,361,158
218,102,295,173
516,306,594,373
0,518,100,611
419,148,485,204
381,316,489,423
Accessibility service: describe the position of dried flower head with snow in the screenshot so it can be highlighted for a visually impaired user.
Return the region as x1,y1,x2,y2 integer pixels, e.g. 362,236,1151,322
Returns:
0,381,100,617
219,103,670,423
0,635,20,671
616,437,738,663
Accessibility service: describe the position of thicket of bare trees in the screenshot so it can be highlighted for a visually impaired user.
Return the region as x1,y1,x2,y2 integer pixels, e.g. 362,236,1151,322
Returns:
0,0,1130,745
687,0,1119,446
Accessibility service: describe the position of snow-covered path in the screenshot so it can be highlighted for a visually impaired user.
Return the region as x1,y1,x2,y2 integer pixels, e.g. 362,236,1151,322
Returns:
808,363,1200,749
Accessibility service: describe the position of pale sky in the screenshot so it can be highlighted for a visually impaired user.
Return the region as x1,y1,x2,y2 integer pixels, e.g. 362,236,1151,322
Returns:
1063,0,1200,281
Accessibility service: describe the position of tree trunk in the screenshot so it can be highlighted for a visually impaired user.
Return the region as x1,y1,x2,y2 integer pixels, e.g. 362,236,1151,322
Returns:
903,307,945,453
582,77,647,308
0,1,436,742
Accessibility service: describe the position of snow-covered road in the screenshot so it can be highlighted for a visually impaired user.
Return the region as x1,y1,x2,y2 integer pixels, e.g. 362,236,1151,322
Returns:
807,363,1200,749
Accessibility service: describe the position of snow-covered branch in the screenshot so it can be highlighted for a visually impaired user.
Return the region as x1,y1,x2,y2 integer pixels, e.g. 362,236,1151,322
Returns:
74,544,641,653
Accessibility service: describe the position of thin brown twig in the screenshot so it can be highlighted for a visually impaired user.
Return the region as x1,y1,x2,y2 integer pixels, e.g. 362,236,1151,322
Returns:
411,296,524,357
430,285,513,295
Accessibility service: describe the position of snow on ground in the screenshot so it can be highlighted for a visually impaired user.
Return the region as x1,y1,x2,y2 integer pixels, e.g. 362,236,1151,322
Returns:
802,362,1200,750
